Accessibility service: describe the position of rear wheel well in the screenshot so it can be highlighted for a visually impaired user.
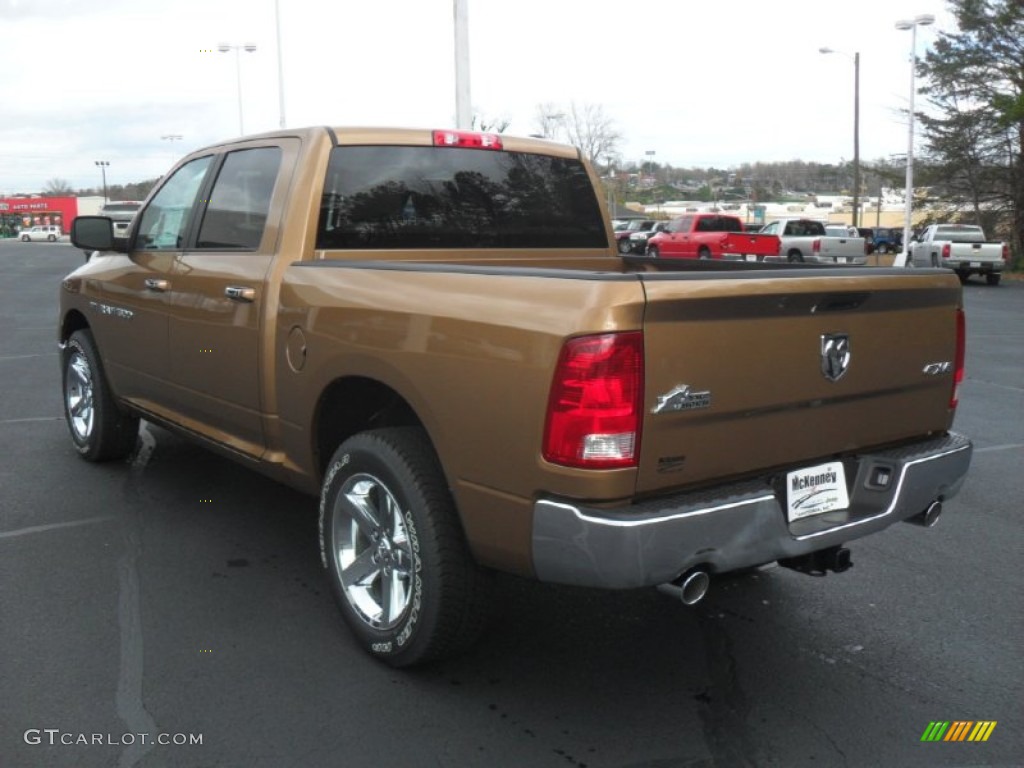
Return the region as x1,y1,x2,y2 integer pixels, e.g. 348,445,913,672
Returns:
314,377,424,478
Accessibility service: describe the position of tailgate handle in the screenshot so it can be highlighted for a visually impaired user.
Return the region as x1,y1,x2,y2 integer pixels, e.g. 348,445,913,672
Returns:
225,286,256,302
143,278,169,292
812,292,870,313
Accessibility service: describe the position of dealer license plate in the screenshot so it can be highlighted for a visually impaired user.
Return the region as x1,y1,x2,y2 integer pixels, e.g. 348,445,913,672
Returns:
837,257,848,264
970,261,981,268
786,461,850,522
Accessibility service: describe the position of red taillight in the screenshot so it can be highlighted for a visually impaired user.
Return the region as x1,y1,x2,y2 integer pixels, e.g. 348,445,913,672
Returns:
432,130,503,150
812,238,821,254
543,332,644,469
942,243,951,259
951,308,966,409
1002,243,1010,263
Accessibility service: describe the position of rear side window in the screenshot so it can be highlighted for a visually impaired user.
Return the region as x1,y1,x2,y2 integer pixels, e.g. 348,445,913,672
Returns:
317,146,607,249
196,147,282,250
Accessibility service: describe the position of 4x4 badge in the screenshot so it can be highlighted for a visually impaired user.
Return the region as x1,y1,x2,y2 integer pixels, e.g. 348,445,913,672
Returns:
821,333,851,382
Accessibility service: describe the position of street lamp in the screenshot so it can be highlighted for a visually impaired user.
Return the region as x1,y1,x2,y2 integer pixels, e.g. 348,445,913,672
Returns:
218,43,257,135
94,160,109,202
161,134,183,168
894,13,935,266
819,47,860,228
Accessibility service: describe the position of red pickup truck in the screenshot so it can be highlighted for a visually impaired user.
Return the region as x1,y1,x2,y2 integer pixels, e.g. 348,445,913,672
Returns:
647,213,780,261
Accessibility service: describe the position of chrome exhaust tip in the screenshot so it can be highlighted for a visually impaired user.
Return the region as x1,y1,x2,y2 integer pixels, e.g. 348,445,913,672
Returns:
906,500,943,528
679,569,711,605
657,568,711,606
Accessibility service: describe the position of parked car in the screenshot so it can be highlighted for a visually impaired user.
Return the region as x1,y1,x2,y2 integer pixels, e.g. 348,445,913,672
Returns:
906,224,1008,285
760,219,867,265
626,221,670,255
63,125,973,667
646,213,780,260
856,227,901,255
20,225,62,242
98,201,144,240
614,219,659,254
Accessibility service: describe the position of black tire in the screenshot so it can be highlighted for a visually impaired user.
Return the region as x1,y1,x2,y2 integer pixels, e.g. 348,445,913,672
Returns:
62,329,139,461
617,238,633,255
648,245,659,259
787,250,804,263
957,271,969,284
319,427,490,667
931,254,940,268
47,234,57,242
698,246,711,260
878,244,889,255
21,235,30,242
986,273,1001,286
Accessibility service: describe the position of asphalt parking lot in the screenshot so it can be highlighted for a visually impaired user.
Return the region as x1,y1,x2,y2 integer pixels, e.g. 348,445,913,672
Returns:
1,240,1021,768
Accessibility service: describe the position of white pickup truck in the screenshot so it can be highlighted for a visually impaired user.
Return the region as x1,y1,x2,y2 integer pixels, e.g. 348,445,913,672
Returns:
906,224,1008,285
760,218,867,265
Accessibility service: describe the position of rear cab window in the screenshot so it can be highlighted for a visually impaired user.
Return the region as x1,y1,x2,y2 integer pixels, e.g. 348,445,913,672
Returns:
316,145,607,250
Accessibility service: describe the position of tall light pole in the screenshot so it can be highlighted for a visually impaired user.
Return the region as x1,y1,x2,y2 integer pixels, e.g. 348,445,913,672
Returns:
453,0,471,128
218,43,257,135
94,160,109,202
819,47,860,228
274,0,286,128
894,14,935,266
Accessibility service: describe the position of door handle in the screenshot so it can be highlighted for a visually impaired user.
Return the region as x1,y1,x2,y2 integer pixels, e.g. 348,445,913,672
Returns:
144,278,169,292
225,286,256,302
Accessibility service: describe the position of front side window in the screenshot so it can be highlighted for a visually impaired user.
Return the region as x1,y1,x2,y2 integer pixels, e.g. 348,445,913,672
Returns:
316,146,607,250
196,147,282,250
135,157,213,250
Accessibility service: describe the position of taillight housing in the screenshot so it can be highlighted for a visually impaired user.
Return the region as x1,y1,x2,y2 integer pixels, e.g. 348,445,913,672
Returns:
951,308,966,410
432,130,503,150
942,242,951,259
543,332,644,469
1002,243,1010,263
812,238,821,254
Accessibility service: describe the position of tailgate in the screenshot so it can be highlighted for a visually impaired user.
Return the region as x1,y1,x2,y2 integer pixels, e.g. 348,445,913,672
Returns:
953,243,1003,263
722,233,779,256
635,271,962,495
819,237,864,260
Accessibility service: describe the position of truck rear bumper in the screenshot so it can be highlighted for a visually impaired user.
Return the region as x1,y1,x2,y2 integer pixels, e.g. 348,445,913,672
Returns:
532,432,972,588
950,260,1003,273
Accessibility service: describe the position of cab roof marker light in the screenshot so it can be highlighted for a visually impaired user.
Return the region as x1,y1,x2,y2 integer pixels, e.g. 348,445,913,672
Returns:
432,130,503,150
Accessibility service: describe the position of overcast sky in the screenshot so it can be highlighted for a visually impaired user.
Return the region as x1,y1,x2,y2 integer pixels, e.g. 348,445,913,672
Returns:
1,0,957,194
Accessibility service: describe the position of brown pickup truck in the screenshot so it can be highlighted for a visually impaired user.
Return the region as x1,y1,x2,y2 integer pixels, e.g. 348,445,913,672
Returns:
63,127,972,667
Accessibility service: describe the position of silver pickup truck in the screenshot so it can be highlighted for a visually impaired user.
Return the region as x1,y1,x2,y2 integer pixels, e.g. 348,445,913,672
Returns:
906,224,1008,285
760,218,867,265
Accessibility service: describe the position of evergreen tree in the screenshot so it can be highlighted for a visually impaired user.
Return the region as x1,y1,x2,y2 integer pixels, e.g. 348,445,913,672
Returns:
917,0,1024,265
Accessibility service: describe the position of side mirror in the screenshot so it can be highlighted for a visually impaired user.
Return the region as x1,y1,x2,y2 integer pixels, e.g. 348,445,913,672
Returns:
71,216,125,253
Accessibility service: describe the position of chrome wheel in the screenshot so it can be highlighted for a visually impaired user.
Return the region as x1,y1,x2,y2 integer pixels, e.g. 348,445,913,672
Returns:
65,350,95,442
331,472,413,630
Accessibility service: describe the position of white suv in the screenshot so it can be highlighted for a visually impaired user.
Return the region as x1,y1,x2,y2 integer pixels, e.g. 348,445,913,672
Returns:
20,225,62,242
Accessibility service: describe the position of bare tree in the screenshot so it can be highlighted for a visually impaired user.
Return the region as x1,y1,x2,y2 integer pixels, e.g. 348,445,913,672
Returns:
534,102,621,165
472,112,511,133
561,102,621,165
43,178,73,196
534,103,566,140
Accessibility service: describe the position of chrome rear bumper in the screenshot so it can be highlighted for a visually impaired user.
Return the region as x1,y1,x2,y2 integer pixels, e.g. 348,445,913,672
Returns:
532,432,971,588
